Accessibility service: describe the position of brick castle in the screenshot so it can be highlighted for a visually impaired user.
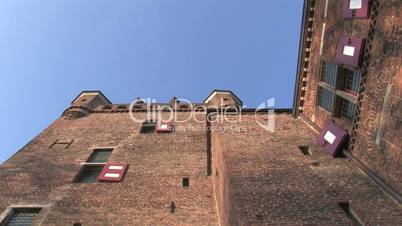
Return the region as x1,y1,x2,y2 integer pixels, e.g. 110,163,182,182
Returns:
0,0,401,225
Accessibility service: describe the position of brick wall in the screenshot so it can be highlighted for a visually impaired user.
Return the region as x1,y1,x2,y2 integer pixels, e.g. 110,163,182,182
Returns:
352,0,402,193
0,112,218,225
297,0,402,193
211,113,402,225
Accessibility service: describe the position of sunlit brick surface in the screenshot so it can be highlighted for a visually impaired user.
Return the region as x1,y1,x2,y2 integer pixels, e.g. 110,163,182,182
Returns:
0,112,218,225
211,113,402,226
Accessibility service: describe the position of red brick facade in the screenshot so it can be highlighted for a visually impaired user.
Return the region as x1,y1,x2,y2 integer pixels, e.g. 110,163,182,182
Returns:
0,0,402,224
294,0,402,196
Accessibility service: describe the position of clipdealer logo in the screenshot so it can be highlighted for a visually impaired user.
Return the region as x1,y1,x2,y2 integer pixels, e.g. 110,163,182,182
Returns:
128,97,275,132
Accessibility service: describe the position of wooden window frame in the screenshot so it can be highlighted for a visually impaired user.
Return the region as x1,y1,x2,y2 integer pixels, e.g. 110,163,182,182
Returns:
317,61,359,121
73,147,115,183
0,205,50,226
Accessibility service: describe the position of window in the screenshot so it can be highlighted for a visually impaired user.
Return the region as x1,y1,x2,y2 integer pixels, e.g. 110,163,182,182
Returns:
298,146,311,155
182,177,189,187
87,149,112,163
340,98,356,121
344,70,361,94
140,120,156,133
317,61,359,122
75,149,113,183
321,62,338,87
3,208,42,226
338,202,363,226
76,165,104,183
349,0,362,9
318,86,335,112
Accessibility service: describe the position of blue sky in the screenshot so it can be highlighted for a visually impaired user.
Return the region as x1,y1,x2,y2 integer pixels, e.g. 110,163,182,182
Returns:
0,0,303,163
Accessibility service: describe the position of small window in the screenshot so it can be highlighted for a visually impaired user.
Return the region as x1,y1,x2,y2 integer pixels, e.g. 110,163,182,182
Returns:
299,146,311,155
182,177,189,187
349,0,362,9
340,98,356,121
318,86,335,112
338,202,363,226
320,62,338,87
75,148,113,183
140,121,156,134
76,165,104,183
4,208,42,225
344,70,361,94
87,149,113,163
343,46,355,56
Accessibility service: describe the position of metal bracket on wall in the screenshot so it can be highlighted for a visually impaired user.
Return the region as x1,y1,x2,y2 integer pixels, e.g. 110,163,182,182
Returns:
49,139,74,149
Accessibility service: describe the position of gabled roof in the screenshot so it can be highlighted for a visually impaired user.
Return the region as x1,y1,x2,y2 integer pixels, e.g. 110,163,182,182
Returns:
71,91,112,105
203,90,243,106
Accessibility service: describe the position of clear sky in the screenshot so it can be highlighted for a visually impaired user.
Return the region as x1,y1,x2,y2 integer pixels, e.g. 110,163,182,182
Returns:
0,0,303,163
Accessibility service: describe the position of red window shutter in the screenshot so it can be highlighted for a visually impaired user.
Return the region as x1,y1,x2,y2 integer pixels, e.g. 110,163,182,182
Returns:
316,122,347,157
343,0,370,19
336,37,365,68
156,123,174,133
97,163,128,182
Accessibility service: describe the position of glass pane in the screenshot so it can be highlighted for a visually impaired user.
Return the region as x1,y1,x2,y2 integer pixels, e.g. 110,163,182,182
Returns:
140,121,156,133
318,86,335,112
341,99,356,121
77,166,104,183
321,62,337,87
344,70,361,94
87,149,112,163
349,0,362,9
6,208,41,226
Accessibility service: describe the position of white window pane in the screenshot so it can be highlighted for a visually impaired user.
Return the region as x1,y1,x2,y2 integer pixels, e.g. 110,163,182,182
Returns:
324,131,336,144
105,173,120,178
349,0,362,9
109,166,123,170
343,46,355,56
